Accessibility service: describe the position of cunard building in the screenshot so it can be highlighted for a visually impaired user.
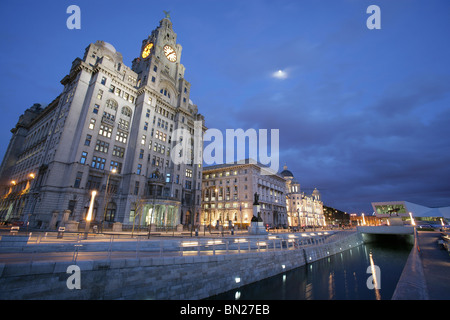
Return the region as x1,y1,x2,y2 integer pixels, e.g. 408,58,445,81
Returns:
0,14,205,231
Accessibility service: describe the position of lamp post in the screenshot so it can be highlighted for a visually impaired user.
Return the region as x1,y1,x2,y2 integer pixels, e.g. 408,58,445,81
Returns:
84,190,97,239
409,212,416,226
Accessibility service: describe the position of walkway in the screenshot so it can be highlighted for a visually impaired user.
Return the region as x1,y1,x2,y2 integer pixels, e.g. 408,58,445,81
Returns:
0,229,341,265
417,231,450,300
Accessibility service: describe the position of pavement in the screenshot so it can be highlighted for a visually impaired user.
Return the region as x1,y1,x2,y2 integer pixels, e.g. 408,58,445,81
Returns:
417,231,450,300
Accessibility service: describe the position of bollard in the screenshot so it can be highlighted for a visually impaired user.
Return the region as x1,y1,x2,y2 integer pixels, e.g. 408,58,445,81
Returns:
57,227,65,239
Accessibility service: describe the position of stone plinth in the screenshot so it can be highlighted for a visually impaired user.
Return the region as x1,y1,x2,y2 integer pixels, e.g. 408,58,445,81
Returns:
112,222,122,232
64,221,79,232
248,221,268,235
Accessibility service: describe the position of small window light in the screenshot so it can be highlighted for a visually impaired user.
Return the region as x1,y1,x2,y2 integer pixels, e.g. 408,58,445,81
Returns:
235,277,241,284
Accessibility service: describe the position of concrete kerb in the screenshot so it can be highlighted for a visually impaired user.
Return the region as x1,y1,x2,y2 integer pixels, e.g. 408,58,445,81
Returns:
391,230,429,300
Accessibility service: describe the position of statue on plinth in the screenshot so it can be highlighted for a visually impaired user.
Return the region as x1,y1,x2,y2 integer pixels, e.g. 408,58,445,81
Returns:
253,192,259,206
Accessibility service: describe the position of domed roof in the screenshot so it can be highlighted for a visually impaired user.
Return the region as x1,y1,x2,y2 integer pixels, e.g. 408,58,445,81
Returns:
280,165,294,178
102,41,117,53
312,188,320,195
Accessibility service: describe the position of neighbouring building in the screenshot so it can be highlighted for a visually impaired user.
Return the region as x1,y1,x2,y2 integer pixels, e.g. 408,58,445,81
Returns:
323,205,351,227
281,166,325,229
0,14,205,231
201,161,288,229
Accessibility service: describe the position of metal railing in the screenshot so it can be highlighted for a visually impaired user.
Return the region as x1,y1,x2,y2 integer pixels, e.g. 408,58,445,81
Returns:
0,230,355,264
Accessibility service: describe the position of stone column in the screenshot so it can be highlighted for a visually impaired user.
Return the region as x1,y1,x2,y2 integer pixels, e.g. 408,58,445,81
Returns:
61,210,71,227
49,210,59,230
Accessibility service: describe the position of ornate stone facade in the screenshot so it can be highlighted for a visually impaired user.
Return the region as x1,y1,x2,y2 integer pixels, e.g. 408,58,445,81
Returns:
0,15,205,230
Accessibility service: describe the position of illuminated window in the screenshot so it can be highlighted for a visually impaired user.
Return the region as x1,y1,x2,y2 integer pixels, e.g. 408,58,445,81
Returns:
99,124,113,138
115,131,128,144
89,118,96,130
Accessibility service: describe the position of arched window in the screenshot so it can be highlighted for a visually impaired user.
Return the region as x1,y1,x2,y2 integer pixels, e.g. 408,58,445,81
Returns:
105,99,118,111
104,202,117,222
121,106,132,117
159,88,171,98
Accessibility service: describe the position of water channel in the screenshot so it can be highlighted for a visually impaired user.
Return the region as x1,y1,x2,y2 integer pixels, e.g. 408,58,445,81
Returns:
208,237,413,300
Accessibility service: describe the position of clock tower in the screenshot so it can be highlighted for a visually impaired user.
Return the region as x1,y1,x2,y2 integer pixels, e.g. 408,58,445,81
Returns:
127,12,203,227
132,13,187,99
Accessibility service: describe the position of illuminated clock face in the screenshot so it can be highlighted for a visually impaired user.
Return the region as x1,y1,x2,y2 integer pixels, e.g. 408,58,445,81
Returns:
142,43,153,59
163,45,177,62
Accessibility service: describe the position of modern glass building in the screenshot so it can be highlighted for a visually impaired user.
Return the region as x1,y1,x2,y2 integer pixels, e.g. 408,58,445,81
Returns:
372,201,450,224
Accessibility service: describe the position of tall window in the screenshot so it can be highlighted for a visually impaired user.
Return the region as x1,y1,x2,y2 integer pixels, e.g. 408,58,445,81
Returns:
110,161,122,173
80,151,88,164
104,202,116,222
99,124,113,138
95,140,109,153
91,156,106,170
74,172,83,188
119,119,129,130
86,175,102,190
84,134,92,146
113,145,125,158
105,99,118,111
116,131,128,144
121,106,132,117
89,118,96,130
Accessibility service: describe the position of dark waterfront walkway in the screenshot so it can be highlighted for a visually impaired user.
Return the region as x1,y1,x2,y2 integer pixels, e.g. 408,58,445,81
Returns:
417,231,450,300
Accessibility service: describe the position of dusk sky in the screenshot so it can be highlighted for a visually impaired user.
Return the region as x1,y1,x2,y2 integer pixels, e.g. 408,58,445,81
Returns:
0,0,449,214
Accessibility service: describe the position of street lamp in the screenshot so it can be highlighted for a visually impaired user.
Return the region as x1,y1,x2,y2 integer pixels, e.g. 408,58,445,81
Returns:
84,190,97,239
409,212,416,226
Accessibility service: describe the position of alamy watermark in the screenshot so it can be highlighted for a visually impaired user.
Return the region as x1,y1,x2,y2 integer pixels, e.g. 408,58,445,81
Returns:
66,265,81,290
67,5,381,31
170,121,280,175
66,5,81,30
366,264,381,290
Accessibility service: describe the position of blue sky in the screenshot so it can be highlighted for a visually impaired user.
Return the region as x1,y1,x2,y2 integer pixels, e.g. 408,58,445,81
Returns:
0,0,449,214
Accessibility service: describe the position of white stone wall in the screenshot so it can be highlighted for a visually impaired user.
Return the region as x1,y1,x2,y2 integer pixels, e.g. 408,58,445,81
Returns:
0,232,363,300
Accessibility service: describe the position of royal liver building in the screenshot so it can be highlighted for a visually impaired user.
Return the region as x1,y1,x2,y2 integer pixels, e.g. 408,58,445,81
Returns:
0,14,205,231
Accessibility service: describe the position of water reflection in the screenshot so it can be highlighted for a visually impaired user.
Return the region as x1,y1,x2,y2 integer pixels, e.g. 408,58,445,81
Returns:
208,241,412,300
